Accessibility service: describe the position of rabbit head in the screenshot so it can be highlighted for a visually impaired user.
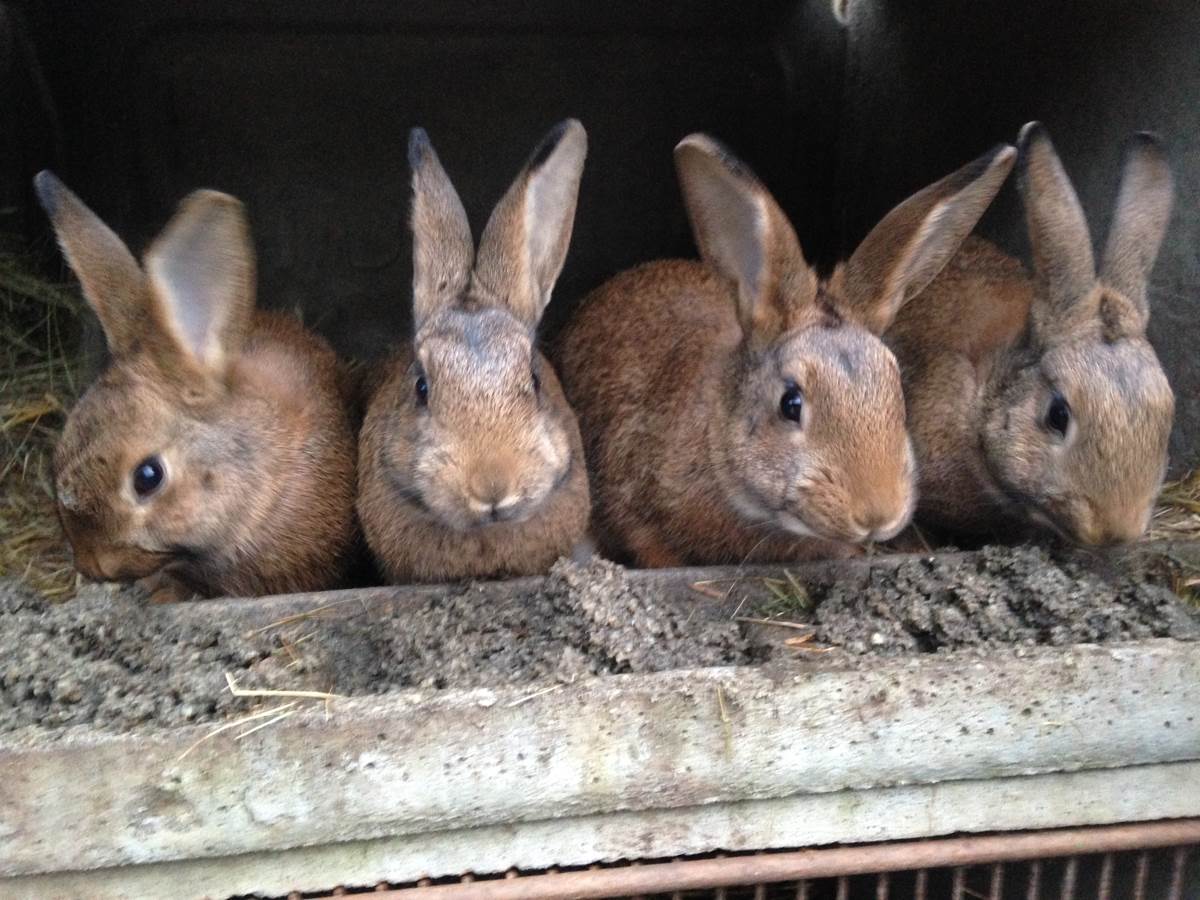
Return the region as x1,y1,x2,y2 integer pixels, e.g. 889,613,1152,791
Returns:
675,136,1015,544
384,120,586,532
42,173,356,595
981,123,1175,545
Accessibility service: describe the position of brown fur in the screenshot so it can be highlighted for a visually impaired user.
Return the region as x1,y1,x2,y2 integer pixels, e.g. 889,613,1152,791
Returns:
358,343,589,581
41,174,358,598
356,121,590,582
557,136,1014,567
888,124,1176,545
886,237,1034,536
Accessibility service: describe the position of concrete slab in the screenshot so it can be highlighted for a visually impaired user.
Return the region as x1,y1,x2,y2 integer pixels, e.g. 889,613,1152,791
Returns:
3,639,1198,895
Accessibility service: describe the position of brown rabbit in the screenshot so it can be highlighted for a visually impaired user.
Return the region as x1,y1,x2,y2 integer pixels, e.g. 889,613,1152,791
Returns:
557,136,1015,568
356,121,590,583
887,123,1175,545
40,173,358,600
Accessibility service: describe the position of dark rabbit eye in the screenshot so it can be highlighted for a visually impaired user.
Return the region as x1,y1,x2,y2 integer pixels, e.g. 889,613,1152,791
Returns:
415,374,429,407
532,368,542,395
1045,392,1071,437
779,383,804,424
132,456,165,498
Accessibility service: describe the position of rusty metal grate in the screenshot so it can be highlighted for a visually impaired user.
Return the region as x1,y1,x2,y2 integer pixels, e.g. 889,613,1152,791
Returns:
286,819,1200,900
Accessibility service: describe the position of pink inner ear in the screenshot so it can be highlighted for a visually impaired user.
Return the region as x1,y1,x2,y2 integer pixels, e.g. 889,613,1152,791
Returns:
680,151,770,300
147,262,223,375
524,155,580,291
159,269,217,363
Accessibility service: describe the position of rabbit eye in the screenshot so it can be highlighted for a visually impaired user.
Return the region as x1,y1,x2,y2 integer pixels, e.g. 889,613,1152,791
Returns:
531,368,542,395
132,456,165,498
779,383,804,424
415,375,429,407
1044,392,1071,437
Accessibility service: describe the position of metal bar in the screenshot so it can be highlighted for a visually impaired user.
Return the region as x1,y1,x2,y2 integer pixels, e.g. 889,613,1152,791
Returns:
1097,853,1113,900
629,858,644,900
671,857,684,900
344,820,1200,900
875,870,889,900
914,868,928,900
1133,851,1150,900
714,854,727,900
1059,857,1077,900
1168,846,1188,900
951,866,965,900
835,875,848,900
989,862,1004,900
1027,860,1041,900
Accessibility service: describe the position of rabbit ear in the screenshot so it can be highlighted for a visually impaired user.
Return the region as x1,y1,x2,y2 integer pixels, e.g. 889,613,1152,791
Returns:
34,171,149,358
474,119,587,327
1017,122,1098,336
674,133,817,340
1099,132,1173,334
409,127,475,330
144,190,256,380
841,144,1015,335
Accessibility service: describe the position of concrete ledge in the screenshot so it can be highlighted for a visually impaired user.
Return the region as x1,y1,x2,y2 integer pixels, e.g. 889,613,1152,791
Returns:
3,639,1199,884
10,761,1200,900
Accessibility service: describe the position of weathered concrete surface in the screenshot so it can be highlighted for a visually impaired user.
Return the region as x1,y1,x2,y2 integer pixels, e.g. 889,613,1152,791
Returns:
9,762,1200,900
2,640,1198,887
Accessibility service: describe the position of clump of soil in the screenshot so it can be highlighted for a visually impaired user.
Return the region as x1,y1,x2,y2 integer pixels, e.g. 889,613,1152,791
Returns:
385,558,749,689
1,546,1196,736
0,558,749,734
812,545,1200,654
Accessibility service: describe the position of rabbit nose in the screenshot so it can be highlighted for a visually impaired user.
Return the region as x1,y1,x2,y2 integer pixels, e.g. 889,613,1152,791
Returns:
853,514,888,542
466,470,520,521
868,513,911,543
1079,500,1147,546
1087,515,1146,546
854,499,913,543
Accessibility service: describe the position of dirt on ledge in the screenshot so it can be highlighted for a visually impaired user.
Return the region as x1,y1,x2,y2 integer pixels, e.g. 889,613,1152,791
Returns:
0,558,750,734
0,545,1196,735
810,544,1200,654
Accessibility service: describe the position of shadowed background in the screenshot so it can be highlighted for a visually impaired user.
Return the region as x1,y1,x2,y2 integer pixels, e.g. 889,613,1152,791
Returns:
1,0,1195,472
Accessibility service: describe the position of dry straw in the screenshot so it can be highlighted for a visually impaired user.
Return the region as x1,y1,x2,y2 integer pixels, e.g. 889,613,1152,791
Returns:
0,240,90,599
1151,469,1200,543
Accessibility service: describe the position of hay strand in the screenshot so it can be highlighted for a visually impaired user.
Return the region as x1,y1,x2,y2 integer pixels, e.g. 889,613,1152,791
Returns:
1150,469,1200,542
0,244,88,599
224,671,343,702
